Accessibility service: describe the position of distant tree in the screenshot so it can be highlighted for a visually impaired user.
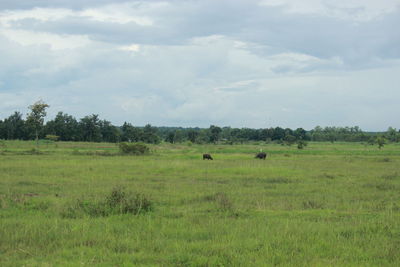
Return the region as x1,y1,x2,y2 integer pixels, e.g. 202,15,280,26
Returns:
45,112,79,141
297,139,308,149
79,114,102,142
166,131,176,143
187,130,199,143
376,136,386,149
121,122,143,142
209,125,222,143
386,127,399,142
272,127,285,140
26,100,49,146
367,136,376,145
99,120,120,143
284,134,296,146
2,112,27,140
196,129,210,144
293,128,307,140
0,119,4,139
142,124,160,144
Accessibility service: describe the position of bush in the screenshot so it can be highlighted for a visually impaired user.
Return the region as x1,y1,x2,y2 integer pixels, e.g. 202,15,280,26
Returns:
61,187,152,218
297,140,308,149
119,142,150,155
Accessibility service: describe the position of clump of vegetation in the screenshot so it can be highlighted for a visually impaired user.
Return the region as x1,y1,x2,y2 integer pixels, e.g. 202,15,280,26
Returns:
119,142,150,155
61,187,152,218
376,136,386,149
321,173,335,179
297,139,308,149
302,200,324,209
266,177,291,184
204,192,234,212
24,148,43,155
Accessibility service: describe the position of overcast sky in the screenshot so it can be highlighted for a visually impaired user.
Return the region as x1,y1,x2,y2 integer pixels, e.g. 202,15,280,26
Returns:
0,0,399,130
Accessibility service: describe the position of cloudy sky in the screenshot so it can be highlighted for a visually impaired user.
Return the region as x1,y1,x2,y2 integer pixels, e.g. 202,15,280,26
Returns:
0,0,399,130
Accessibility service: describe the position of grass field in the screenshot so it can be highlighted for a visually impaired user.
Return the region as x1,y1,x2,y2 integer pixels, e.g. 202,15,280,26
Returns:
0,141,399,266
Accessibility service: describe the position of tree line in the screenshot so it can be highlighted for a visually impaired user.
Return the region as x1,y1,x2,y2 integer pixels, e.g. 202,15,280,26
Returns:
0,102,399,145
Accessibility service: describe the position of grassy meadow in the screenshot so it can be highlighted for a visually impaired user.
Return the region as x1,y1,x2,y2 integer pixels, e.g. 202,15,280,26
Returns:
0,140,399,266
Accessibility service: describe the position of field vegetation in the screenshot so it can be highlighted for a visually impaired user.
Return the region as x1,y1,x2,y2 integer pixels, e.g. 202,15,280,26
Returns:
0,141,399,266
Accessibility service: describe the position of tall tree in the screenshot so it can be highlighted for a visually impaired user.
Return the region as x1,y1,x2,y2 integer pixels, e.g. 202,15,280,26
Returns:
45,112,79,141
99,120,120,143
121,122,143,142
2,112,27,140
79,114,102,142
209,125,222,143
26,100,49,146
142,124,160,144
187,129,199,143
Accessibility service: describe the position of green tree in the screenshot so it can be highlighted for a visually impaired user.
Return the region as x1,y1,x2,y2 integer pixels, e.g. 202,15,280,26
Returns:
165,131,176,143
79,114,102,142
209,125,222,143
26,100,49,146
121,122,143,142
99,120,120,143
376,136,386,149
142,124,160,144
2,112,27,140
297,139,308,149
284,134,296,146
187,130,199,143
386,127,399,142
45,112,79,141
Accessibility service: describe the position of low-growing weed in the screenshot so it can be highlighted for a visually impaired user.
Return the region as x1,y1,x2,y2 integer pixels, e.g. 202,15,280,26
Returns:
266,177,291,184
381,173,398,180
302,200,324,209
204,192,234,212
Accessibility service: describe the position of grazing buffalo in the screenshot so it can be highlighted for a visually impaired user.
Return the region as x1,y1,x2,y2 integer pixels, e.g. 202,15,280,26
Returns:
203,153,213,160
255,152,267,159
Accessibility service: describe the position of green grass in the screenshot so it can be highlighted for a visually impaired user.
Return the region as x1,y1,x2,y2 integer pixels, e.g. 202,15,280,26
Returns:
0,141,399,266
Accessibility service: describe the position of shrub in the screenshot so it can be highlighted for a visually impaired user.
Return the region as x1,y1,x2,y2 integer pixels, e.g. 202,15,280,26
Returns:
119,142,150,155
61,187,152,218
297,140,308,149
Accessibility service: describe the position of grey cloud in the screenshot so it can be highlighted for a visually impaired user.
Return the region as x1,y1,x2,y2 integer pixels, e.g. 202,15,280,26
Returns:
7,1,400,71
1,1,399,130
0,0,132,10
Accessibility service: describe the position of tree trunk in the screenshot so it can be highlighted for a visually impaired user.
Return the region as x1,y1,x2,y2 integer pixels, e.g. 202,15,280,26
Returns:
35,129,39,148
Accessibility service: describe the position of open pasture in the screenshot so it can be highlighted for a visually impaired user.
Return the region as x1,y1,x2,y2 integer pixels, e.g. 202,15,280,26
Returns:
1,141,399,266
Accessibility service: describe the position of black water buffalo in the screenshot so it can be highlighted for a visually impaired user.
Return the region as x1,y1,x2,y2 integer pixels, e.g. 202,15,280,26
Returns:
255,152,267,159
203,153,213,160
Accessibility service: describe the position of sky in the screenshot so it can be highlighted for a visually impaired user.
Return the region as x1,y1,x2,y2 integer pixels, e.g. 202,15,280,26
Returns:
0,0,399,131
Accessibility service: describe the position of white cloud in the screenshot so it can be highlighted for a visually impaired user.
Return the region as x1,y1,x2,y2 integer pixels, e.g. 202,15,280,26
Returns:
0,29,90,50
0,0,399,130
260,0,400,21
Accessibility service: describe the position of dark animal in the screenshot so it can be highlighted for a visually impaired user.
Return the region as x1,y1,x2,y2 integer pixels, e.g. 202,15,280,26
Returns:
255,152,267,159
203,153,213,160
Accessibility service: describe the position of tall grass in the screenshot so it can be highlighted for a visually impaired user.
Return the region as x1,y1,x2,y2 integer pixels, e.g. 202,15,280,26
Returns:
0,141,399,266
